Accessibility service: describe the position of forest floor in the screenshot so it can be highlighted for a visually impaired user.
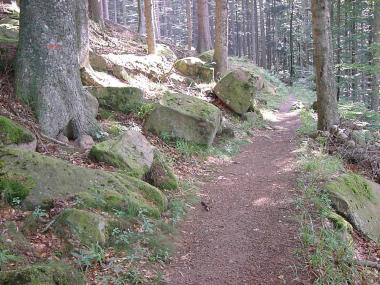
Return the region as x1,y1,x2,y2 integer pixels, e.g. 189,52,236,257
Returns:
164,97,310,285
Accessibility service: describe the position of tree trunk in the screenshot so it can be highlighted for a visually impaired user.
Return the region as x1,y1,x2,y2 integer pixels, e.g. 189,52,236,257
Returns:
196,0,212,53
16,0,98,139
258,0,266,67
311,0,339,130
102,0,109,20
137,0,146,34
186,0,193,50
77,0,90,68
289,0,295,84
89,0,104,27
144,0,156,54
254,0,259,64
214,0,228,77
371,0,380,111
336,0,341,101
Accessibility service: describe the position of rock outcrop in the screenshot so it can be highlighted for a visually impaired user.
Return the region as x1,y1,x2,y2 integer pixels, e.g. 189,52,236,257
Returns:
327,174,380,243
0,147,167,216
144,92,222,146
0,116,36,151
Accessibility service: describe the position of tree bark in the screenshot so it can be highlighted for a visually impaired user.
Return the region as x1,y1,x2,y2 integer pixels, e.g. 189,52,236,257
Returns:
214,0,228,77
311,0,339,130
144,0,156,54
89,0,104,27
102,0,109,20
371,0,380,111
186,0,193,50
137,0,146,34
258,0,266,67
16,0,98,139
196,0,212,52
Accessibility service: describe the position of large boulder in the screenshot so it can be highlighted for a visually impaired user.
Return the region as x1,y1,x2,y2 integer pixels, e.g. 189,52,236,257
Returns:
213,68,263,115
144,92,222,146
198,50,214,63
174,57,214,82
53,208,108,246
0,262,85,285
89,130,154,178
89,50,113,72
327,174,380,243
0,147,167,216
87,86,144,114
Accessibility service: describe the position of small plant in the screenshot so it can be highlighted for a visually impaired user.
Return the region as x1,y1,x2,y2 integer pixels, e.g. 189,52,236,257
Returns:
32,206,48,219
0,175,33,205
159,131,171,143
72,242,106,271
0,250,19,269
297,109,317,136
137,103,155,119
175,139,209,157
125,269,143,285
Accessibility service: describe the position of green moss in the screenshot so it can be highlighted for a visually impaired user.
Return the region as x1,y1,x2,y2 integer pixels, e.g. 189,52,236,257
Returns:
0,262,85,285
327,174,374,202
326,212,353,232
0,147,167,216
198,50,214,63
0,174,34,204
0,116,34,145
145,150,178,190
53,208,108,246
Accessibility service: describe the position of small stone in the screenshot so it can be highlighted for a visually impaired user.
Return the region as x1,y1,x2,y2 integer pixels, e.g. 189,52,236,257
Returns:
330,125,339,134
337,130,348,142
57,133,69,144
346,140,356,148
75,135,94,150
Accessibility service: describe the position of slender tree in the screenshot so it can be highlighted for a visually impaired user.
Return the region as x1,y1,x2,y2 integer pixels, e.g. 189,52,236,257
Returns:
89,0,104,27
311,0,339,130
214,0,229,77
186,0,193,50
144,0,156,54
371,0,380,111
197,0,213,52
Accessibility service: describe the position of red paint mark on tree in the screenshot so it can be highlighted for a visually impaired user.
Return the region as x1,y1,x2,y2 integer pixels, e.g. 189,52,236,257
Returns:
47,43,62,50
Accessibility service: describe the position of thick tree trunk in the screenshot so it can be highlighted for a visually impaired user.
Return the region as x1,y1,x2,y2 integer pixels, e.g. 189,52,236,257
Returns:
196,0,212,53
214,0,228,77
144,0,156,54
89,0,104,27
16,0,98,139
311,0,339,130
186,0,193,50
371,0,380,111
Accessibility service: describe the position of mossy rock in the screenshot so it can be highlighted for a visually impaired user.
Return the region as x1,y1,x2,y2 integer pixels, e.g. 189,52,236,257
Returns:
144,92,222,146
53,208,108,246
174,57,214,82
87,86,144,114
326,174,380,243
157,44,177,62
89,130,154,178
145,149,178,190
0,262,85,285
198,50,214,63
213,68,263,115
0,16,19,44
0,174,34,204
0,221,34,257
0,116,34,145
0,147,167,216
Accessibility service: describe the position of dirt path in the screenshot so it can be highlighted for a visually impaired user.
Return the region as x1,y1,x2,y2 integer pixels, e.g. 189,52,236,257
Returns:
164,98,309,285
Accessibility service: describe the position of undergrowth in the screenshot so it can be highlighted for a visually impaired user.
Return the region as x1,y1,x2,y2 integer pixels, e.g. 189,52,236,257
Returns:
296,134,359,284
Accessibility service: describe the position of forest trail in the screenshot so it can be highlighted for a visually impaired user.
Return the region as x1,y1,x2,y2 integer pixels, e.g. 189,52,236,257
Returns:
164,97,308,285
